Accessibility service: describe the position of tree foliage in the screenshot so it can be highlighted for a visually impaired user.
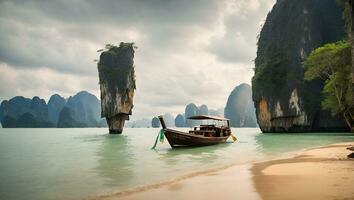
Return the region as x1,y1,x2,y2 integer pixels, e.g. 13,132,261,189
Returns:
304,41,354,132
97,42,136,93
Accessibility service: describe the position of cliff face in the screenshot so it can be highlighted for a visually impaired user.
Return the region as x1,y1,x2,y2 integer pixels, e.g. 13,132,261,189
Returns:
151,117,160,128
225,84,257,127
48,94,66,124
0,96,46,121
65,91,101,127
185,103,198,127
0,96,54,127
98,43,136,134
0,91,104,128
197,105,208,115
183,103,222,127
57,107,85,128
175,114,185,127
252,0,349,132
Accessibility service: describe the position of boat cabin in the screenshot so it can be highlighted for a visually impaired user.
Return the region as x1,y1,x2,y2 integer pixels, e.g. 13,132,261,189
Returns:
187,115,231,137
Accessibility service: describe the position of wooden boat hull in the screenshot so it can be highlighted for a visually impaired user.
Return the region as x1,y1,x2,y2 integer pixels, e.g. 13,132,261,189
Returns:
163,128,229,148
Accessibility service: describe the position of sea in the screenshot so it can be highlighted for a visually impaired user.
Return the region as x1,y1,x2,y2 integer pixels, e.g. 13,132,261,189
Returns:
0,128,353,200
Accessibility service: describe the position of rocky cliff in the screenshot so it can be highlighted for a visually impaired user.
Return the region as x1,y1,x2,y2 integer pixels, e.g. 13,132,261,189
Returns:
197,105,209,115
48,94,66,124
225,84,257,127
98,43,136,134
57,107,86,128
175,114,185,127
65,91,101,127
0,91,102,128
0,96,54,127
252,0,349,132
151,117,160,128
185,103,198,127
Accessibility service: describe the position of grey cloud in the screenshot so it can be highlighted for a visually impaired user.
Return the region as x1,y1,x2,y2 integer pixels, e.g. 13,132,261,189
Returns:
27,0,221,26
208,0,275,63
0,0,275,119
0,0,222,28
0,0,222,74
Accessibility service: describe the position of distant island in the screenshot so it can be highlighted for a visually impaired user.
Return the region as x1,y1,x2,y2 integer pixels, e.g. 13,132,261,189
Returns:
0,83,259,129
150,83,258,128
0,91,106,128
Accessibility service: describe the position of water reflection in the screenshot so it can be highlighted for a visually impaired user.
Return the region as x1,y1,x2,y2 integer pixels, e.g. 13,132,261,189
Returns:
157,143,233,168
255,132,354,155
94,134,134,187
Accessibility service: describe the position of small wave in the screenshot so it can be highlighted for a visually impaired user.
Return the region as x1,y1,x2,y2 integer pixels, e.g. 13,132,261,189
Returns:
87,162,238,200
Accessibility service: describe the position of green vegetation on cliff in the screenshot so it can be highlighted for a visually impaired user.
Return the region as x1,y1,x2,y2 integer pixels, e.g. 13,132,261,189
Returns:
2,113,55,128
57,107,86,128
97,42,137,94
252,0,349,132
97,42,137,133
304,41,354,131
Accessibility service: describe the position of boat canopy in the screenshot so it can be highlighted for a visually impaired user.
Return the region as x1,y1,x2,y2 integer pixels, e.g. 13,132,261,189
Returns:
188,115,229,121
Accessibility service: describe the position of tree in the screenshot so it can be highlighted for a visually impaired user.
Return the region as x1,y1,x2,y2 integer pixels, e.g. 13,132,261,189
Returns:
304,41,354,132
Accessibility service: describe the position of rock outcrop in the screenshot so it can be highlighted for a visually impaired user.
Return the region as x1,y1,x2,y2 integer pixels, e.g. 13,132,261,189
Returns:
57,107,85,128
197,104,208,115
252,0,349,132
98,43,136,134
2,112,55,128
0,91,103,128
151,117,160,128
65,91,101,127
185,103,198,127
48,94,66,124
0,96,54,127
225,84,257,127
175,114,185,127
184,103,222,127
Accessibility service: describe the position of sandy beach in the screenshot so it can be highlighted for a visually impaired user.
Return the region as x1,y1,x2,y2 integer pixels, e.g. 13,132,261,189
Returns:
92,142,354,200
252,143,354,200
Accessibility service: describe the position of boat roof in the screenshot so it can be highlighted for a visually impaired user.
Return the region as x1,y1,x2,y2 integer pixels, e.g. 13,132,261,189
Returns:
188,115,229,121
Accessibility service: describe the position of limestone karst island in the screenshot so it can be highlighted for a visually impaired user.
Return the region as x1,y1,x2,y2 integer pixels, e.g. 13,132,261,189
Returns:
0,0,353,200
97,43,136,134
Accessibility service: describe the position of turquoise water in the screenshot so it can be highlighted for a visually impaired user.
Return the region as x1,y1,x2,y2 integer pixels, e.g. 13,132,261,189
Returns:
0,128,353,200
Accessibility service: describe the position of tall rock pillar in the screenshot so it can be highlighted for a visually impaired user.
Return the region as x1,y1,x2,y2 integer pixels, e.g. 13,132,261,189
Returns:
252,0,348,132
98,42,136,134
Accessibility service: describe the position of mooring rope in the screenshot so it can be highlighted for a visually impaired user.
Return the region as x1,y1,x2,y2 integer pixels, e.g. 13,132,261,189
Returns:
151,129,164,149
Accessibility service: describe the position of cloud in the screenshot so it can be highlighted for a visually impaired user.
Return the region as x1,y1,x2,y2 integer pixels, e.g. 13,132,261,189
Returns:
0,0,275,120
208,0,275,63
0,63,99,101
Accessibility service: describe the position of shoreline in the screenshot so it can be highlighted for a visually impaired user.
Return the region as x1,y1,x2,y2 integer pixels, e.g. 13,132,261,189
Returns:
252,142,354,200
89,142,354,200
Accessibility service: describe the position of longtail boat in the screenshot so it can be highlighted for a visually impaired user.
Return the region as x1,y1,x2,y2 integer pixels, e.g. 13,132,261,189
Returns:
158,115,235,148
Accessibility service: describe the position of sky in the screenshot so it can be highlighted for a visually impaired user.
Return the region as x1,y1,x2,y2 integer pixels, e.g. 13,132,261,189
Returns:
0,0,275,120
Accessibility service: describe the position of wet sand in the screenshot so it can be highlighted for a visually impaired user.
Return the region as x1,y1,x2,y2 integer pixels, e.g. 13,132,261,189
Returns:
91,142,354,200
90,164,261,200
